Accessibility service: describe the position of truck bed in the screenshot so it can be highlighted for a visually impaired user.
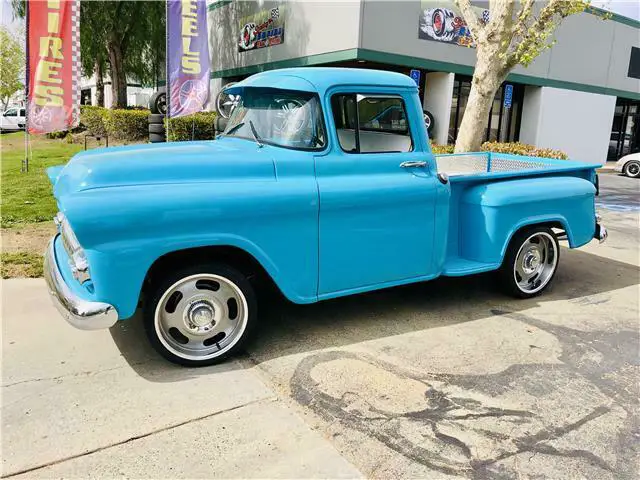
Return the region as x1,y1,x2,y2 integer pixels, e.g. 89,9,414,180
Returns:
435,152,599,181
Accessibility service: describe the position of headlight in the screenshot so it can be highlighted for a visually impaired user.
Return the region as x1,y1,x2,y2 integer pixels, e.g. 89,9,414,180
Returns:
55,212,91,284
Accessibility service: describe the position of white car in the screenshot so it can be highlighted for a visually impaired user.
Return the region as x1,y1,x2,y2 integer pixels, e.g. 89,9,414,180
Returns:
614,153,640,178
0,107,26,132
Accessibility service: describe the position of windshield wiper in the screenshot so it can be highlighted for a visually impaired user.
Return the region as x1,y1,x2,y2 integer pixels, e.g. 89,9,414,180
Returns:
220,122,244,137
248,120,264,148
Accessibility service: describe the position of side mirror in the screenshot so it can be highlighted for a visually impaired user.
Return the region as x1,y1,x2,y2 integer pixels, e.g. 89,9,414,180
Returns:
215,116,228,133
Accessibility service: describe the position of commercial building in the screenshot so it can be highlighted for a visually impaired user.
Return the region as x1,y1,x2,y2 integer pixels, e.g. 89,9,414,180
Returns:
206,0,640,163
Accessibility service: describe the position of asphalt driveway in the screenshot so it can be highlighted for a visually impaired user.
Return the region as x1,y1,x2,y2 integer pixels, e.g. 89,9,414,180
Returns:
2,174,638,479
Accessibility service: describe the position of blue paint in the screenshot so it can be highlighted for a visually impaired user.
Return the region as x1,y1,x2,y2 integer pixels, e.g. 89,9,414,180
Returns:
504,84,513,109
47,68,600,320
409,69,421,86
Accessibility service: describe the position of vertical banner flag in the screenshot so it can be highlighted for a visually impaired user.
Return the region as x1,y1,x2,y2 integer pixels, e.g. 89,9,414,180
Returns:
167,0,211,118
27,0,80,134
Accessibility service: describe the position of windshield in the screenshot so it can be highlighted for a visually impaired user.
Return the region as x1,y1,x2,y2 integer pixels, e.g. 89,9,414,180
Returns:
223,88,326,150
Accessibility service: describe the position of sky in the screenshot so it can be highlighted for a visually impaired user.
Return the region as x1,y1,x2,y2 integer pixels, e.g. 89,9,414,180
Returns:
1,0,639,32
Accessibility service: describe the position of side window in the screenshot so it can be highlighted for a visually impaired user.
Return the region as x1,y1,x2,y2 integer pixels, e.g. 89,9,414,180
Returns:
331,94,413,154
4,109,17,117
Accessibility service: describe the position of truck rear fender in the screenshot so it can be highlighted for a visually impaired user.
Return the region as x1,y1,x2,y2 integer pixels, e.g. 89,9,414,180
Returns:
458,176,596,265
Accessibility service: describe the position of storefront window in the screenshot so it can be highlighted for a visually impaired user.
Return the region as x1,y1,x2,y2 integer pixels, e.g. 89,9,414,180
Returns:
448,76,523,145
608,99,640,161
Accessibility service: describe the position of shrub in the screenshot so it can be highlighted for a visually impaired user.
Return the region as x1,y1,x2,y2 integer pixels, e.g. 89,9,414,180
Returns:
481,141,568,160
103,108,150,141
431,141,568,160
166,111,217,142
80,105,108,136
430,142,454,154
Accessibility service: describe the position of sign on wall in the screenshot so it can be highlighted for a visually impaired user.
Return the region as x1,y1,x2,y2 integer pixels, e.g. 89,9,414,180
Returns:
238,5,285,53
167,0,211,118
409,69,421,86
27,0,80,134
418,1,488,48
503,84,514,109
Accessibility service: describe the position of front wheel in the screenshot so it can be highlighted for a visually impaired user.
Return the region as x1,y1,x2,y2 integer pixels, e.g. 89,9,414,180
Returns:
499,227,560,298
623,160,640,178
144,263,257,366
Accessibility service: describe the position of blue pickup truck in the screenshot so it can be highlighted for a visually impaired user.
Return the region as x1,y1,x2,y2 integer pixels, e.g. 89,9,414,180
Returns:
45,68,606,366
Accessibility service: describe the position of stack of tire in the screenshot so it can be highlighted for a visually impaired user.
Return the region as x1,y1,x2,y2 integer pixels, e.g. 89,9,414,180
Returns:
148,113,166,143
148,90,167,143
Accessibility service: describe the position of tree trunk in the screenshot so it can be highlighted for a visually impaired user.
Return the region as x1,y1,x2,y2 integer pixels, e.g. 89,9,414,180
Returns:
454,46,508,153
107,39,127,108
95,59,105,107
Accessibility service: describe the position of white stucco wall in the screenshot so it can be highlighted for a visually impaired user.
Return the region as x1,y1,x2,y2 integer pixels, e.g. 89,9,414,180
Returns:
423,72,454,145
519,86,616,164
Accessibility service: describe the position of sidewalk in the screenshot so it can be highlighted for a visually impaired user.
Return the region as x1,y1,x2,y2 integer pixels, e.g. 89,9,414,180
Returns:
1,279,362,479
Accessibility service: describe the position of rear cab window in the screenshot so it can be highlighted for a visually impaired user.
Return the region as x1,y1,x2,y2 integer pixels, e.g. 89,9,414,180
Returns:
330,94,413,154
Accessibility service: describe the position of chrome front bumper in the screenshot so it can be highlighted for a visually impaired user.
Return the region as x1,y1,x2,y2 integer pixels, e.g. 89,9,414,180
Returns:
44,236,118,330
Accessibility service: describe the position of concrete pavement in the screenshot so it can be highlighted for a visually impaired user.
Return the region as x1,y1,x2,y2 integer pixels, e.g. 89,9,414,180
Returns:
1,280,361,478
2,174,638,479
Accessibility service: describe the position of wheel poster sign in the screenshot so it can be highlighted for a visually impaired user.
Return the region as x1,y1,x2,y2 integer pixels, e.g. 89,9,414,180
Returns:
238,5,285,52
418,1,489,47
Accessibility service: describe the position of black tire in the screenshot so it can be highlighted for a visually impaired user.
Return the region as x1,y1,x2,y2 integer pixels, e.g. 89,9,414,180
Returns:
498,226,560,299
144,262,258,367
148,123,165,134
623,160,640,178
423,110,435,134
149,132,166,143
148,113,165,124
149,91,167,115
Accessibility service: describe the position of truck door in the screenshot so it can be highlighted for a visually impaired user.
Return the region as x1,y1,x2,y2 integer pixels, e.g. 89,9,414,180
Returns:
316,91,439,296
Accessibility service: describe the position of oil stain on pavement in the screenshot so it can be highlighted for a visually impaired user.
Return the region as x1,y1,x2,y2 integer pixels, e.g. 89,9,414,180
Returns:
289,309,639,479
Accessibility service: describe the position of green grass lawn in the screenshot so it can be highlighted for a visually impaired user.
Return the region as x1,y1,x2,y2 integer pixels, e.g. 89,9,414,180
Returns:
1,132,83,227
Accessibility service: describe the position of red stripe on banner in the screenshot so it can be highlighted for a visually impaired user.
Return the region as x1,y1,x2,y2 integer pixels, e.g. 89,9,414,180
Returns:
27,0,78,134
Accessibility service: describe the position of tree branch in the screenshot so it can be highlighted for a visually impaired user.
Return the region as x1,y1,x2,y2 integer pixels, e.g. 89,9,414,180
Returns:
454,0,483,42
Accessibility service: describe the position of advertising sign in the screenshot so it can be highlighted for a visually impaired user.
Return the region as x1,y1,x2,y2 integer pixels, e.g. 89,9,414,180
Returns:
27,0,80,134
418,1,489,47
167,0,211,118
238,5,285,53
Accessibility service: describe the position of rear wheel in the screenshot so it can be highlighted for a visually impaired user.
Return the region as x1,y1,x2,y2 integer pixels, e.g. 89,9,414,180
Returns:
144,263,257,366
499,227,559,298
623,160,640,178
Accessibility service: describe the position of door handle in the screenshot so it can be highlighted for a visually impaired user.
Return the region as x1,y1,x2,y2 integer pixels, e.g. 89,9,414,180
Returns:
400,161,427,168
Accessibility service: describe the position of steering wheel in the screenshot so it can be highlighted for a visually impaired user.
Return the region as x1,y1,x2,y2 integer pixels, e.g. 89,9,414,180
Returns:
270,98,308,135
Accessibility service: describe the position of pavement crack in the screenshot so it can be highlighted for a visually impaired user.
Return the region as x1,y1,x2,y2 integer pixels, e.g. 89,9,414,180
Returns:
1,396,277,479
1,361,151,389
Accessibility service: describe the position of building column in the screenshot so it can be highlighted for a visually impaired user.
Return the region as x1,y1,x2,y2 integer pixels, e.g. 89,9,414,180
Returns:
520,86,616,164
423,72,455,145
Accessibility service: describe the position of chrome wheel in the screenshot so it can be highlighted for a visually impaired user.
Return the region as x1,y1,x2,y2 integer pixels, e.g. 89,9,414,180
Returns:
154,273,249,361
513,232,558,294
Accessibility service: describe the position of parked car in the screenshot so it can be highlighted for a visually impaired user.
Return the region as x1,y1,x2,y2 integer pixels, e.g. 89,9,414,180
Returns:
0,107,25,132
614,152,640,178
44,68,606,366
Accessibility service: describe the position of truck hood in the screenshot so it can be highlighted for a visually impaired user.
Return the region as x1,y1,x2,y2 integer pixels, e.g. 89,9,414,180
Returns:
49,139,275,198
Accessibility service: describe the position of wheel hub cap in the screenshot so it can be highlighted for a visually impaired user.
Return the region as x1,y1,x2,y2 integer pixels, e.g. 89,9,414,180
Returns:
184,300,216,334
523,249,541,273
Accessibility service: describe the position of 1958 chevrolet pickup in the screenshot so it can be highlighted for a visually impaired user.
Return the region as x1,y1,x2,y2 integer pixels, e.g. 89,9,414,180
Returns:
45,68,606,366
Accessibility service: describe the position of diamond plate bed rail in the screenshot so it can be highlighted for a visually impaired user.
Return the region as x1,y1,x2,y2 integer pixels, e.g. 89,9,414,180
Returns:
435,153,555,176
